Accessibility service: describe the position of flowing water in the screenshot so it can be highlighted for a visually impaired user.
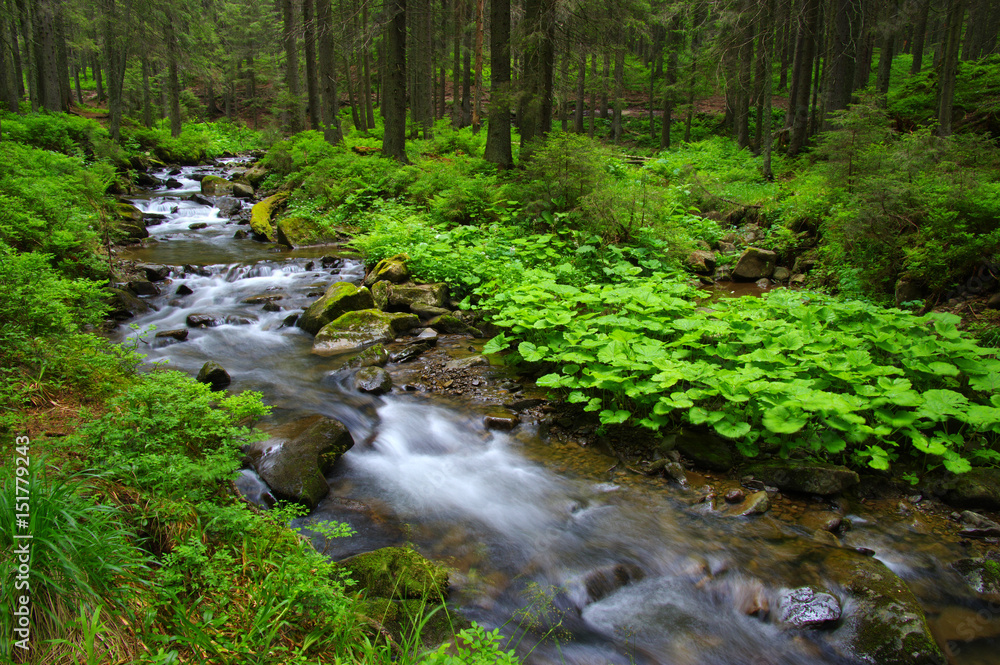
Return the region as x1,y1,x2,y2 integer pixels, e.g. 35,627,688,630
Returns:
116,163,1000,665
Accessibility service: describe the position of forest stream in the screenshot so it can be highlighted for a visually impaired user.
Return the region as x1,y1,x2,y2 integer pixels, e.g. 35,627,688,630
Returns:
115,162,1000,665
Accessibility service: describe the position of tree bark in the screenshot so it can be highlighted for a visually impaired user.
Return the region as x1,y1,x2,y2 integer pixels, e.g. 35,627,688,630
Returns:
142,55,152,127
282,0,302,132
382,0,407,160
874,0,898,95
910,0,930,73
317,0,342,144
165,10,181,138
573,50,586,132
102,0,132,139
484,0,512,167
937,0,965,136
787,0,819,156
761,0,775,179
472,0,484,132
824,0,859,128
610,41,625,142
452,0,462,126
660,15,680,150
303,0,320,129
362,3,376,130
588,52,597,137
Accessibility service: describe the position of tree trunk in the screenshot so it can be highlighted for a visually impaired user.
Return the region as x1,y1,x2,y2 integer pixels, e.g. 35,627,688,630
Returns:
303,0,320,129
317,0,342,144
472,0,483,132
787,0,819,156
142,55,152,127
55,0,71,110
0,12,16,112
610,42,624,142
874,0,898,95
735,11,753,149
762,0,775,179
102,0,132,139
165,11,181,138
15,0,37,110
73,56,83,105
660,15,680,150
94,52,103,103
824,0,859,128
599,52,610,119
588,53,596,137
382,0,407,160
778,0,791,90
363,8,376,131
9,9,26,100
452,0,462,126
937,0,965,136
484,0,512,167
910,0,930,73
573,50,586,132
345,57,361,130
282,0,302,132
462,10,472,126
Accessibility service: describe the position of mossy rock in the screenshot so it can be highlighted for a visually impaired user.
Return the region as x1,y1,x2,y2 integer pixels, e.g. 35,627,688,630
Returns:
243,163,268,188
428,314,482,337
355,366,393,395
200,175,234,196
388,283,449,309
363,254,411,286
339,546,448,602
313,310,419,356
733,247,777,281
742,460,859,496
105,287,150,319
298,282,375,335
341,344,390,370
115,202,148,240
371,280,390,310
249,193,287,241
672,430,734,472
940,468,1000,511
826,551,944,665
276,215,341,247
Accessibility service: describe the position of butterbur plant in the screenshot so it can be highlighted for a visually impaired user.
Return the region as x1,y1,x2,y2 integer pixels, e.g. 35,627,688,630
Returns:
484,276,1000,475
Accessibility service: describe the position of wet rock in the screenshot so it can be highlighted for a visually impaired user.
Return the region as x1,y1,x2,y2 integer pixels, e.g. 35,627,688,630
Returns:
416,327,439,340
262,302,281,312
243,163,268,188
355,366,393,395
988,293,1000,310
827,551,944,665
135,171,162,187
127,280,159,296
215,196,242,217
232,182,254,199
155,329,188,342
137,263,171,282
196,361,231,391
484,409,520,431
724,488,745,503
773,266,791,281
444,355,489,370
234,469,276,509
247,415,354,509
738,491,771,516
176,284,193,295
142,212,168,226
732,247,777,281
224,315,257,325
388,283,450,312
673,430,735,472
281,313,300,328
410,303,451,319
233,229,248,239
742,460,859,496
952,557,1000,600
755,278,771,289
429,314,482,337
188,222,208,230
312,310,419,356
895,275,926,307
337,546,448,601
186,193,213,206
687,250,717,275
582,564,645,604
662,461,688,486
115,202,149,240
941,468,1000,511
200,175,234,196
777,586,841,629
792,256,817,273
298,282,375,335
370,280,389,310
388,340,435,364
164,177,183,189
342,344,390,369
506,398,544,411
186,313,219,328
958,510,1000,538
105,287,150,319
241,293,284,304
790,273,807,286
799,511,843,533
363,254,411,286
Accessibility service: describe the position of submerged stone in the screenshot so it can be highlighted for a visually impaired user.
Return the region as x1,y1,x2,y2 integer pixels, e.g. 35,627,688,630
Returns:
355,366,393,395
196,361,230,391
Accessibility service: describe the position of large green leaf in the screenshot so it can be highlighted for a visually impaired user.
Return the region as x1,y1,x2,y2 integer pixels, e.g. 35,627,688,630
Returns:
762,405,809,434
714,418,751,440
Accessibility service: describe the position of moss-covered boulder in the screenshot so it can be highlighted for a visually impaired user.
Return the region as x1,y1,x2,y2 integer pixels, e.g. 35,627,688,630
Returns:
940,468,1000,510
105,287,150,319
952,557,1000,601
672,430,734,472
354,366,393,395
363,254,410,286
355,597,464,647
115,202,149,240
742,460,859,496
247,414,354,509
313,310,419,356
250,193,288,241
232,182,254,199
196,361,231,391
200,175,234,196
338,546,448,601
827,551,944,665
342,344,390,369
276,216,341,247
370,280,390,310
388,283,449,309
733,247,777,281
298,282,375,335
428,314,482,337
243,163,268,188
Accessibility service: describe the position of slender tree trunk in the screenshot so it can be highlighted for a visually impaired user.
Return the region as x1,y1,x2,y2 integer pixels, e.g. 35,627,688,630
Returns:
317,0,342,144
54,0,70,110
778,0,791,90
9,10,26,100
599,52,610,119
303,0,320,129
824,0,859,128
462,13,472,126
0,12,16,112
484,0,512,167
472,0,483,132
94,52,103,103
588,53,597,137
610,42,625,142
15,0,37,110
660,16,680,150
937,0,965,136
875,0,898,95
573,50,586,132
452,0,462,126
165,12,181,137
762,0,775,179
73,56,83,105
345,57,361,129
787,0,819,156
363,10,376,130
101,0,131,139
142,55,152,127
735,11,753,149
382,0,407,160
282,0,302,132
910,0,930,73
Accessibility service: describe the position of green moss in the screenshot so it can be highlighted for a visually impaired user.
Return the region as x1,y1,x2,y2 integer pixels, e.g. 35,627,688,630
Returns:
312,309,419,356
428,314,482,337
339,546,448,602
363,253,410,286
200,175,234,196
250,193,287,241
297,282,374,335
276,215,341,247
